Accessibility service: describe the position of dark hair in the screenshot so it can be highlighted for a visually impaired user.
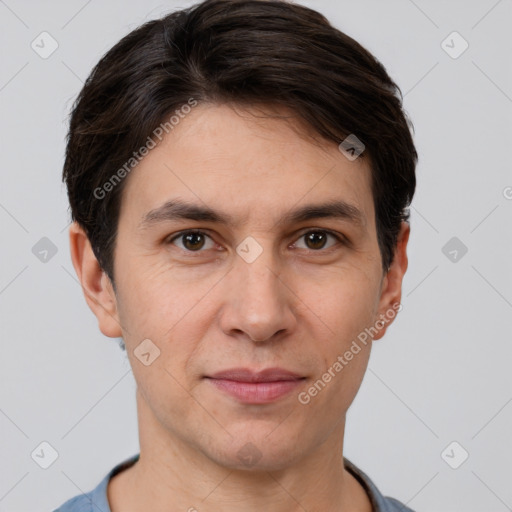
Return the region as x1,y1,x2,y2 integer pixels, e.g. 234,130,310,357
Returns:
63,0,417,283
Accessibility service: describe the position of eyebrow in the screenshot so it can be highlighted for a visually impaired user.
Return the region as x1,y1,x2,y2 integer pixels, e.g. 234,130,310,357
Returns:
138,198,365,231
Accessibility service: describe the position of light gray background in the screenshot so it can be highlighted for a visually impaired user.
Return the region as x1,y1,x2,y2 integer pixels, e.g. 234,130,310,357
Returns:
1,1,511,511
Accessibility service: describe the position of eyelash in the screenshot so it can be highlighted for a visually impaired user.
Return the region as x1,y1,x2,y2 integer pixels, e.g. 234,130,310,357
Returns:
167,229,346,254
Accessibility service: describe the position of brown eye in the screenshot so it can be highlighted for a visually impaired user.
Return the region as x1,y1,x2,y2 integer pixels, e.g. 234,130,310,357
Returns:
169,230,215,252
182,232,205,251
295,230,341,251
305,231,327,249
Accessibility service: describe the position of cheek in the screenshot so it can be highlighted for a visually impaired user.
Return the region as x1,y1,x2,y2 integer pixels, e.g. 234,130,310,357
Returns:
297,268,380,397
131,356,206,444
114,254,210,339
114,260,221,402
298,286,375,426
300,264,382,340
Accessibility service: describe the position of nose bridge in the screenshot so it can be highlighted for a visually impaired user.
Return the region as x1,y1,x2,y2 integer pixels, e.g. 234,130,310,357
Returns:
235,238,282,303
220,236,294,342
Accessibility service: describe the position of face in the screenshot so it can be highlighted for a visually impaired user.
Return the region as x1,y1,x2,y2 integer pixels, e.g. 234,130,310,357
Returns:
73,103,408,471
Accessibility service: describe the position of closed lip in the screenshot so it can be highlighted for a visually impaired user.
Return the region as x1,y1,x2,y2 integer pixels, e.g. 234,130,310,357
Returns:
206,367,305,382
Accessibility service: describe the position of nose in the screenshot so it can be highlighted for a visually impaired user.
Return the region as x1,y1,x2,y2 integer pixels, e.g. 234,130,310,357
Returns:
217,248,297,343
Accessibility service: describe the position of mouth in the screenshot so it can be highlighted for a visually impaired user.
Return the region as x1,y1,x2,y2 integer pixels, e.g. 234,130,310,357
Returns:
204,367,306,404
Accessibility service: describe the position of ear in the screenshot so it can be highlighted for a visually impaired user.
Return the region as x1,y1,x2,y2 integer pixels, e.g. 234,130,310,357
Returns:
68,222,123,338
372,221,410,341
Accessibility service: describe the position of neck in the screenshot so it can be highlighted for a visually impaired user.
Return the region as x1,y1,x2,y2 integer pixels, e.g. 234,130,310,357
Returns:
108,388,371,512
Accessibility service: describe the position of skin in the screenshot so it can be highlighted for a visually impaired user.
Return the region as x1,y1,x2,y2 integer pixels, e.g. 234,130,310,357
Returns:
70,103,409,512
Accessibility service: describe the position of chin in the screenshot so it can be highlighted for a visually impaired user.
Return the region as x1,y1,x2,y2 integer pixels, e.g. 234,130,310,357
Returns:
206,434,305,472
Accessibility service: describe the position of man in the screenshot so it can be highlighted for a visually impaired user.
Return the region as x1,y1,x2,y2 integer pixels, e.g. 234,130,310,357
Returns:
55,0,417,510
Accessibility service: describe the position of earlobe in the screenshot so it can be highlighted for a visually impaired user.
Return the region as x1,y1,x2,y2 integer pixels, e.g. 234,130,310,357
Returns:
372,221,410,341
68,222,123,338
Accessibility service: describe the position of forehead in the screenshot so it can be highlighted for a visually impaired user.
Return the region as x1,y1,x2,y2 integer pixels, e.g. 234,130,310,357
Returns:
119,103,375,231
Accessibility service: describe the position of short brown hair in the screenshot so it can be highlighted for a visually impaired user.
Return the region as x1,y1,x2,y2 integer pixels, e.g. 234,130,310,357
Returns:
63,0,417,282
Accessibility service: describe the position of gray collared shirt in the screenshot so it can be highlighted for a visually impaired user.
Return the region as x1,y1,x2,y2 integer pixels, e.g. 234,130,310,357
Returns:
53,454,415,512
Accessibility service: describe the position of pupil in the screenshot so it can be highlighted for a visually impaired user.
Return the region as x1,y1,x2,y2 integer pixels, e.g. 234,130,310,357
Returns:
306,232,326,249
184,233,204,250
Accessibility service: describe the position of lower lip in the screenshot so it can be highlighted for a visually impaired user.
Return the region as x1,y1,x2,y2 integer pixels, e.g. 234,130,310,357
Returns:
207,378,304,404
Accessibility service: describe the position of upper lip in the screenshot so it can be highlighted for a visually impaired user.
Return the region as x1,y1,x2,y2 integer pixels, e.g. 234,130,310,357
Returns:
207,367,304,382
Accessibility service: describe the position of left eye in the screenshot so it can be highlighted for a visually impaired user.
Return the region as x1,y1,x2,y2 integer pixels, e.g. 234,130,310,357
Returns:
293,230,341,251
169,230,216,252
